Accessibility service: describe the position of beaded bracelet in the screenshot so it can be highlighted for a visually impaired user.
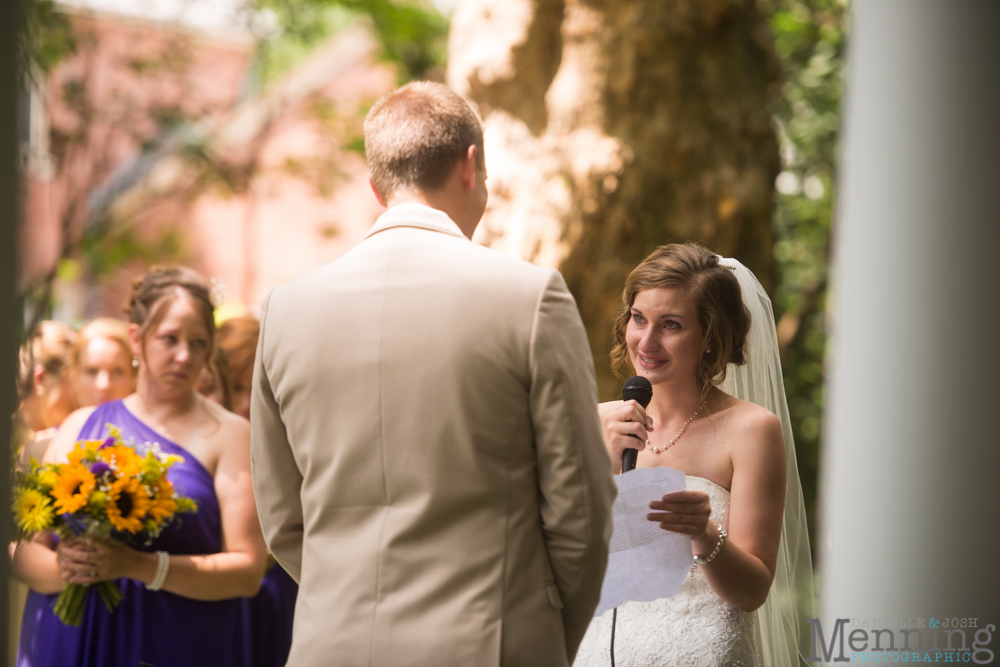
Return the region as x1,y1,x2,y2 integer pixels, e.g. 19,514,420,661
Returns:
693,523,727,565
146,550,170,591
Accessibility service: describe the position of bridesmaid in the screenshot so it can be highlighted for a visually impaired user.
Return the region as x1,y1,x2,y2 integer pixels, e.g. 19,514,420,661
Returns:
13,266,267,667
218,314,298,667
71,317,137,408
16,320,79,466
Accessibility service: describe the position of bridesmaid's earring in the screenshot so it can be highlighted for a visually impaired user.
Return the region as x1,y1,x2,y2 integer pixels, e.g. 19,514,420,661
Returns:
132,356,139,369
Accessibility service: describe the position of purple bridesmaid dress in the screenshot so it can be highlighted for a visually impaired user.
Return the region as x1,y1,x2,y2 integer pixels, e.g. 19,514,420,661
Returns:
249,563,297,667
17,400,254,667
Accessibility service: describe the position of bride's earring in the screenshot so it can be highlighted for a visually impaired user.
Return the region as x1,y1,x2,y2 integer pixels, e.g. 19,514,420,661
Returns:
132,356,139,369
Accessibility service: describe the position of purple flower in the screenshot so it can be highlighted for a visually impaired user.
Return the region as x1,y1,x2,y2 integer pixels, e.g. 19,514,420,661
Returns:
62,514,87,536
90,461,112,477
99,437,115,450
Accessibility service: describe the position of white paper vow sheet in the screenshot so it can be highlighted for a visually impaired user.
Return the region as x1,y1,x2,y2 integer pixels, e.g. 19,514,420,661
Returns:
594,466,693,616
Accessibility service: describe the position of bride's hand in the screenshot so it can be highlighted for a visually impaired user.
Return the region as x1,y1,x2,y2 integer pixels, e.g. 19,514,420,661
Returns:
598,399,653,474
647,490,712,542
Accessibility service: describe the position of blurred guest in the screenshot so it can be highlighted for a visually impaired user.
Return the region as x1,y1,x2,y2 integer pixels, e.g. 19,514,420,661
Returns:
12,319,135,653
71,317,136,408
16,321,79,465
13,266,266,667
217,316,259,419
10,320,78,667
217,314,296,667
196,345,234,411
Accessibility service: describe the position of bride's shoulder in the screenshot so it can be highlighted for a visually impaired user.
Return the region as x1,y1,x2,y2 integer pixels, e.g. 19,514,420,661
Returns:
715,394,783,456
729,397,780,430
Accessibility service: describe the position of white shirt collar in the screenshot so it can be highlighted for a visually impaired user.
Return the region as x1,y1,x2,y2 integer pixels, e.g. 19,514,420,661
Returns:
366,203,468,240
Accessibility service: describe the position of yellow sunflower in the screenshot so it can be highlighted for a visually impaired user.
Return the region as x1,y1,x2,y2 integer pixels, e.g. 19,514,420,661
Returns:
145,478,177,524
66,440,103,467
38,467,60,490
51,464,96,514
13,488,54,533
106,476,152,533
99,445,143,477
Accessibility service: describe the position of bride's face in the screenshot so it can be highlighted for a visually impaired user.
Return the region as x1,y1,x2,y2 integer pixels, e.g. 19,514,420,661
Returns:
625,287,705,387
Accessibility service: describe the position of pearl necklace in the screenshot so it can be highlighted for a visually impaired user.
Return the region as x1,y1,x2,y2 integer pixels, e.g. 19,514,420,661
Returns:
646,400,708,454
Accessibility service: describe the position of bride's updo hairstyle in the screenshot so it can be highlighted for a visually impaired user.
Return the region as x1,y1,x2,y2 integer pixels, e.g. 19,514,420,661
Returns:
610,243,751,394
124,266,216,363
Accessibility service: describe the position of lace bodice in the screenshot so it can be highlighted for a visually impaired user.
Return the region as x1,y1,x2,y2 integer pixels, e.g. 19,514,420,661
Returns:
573,476,761,667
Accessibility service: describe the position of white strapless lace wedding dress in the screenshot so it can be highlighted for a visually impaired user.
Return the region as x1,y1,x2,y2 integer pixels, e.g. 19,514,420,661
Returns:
573,476,762,667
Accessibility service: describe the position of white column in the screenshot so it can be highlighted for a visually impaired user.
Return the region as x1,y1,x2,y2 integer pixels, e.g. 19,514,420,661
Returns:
821,0,1000,655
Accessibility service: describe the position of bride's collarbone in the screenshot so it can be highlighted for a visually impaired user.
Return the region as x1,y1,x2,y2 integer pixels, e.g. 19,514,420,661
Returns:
649,459,733,491
643,433,734,490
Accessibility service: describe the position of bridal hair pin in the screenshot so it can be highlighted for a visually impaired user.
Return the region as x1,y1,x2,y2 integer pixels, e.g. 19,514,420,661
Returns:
646,399,707,454
209,276,228,308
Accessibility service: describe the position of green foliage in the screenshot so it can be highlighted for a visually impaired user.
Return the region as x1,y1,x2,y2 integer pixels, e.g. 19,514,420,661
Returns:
768,0,848,542
19,0,76,76
254,1,356,84
255,0,448,83
78,220,186,280
346,0,448,78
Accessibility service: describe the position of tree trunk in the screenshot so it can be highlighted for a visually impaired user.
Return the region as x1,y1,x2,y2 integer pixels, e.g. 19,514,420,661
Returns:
448,0,781,398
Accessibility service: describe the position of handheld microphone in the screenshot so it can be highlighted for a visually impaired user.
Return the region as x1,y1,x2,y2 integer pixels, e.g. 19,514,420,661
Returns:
620,375,653,473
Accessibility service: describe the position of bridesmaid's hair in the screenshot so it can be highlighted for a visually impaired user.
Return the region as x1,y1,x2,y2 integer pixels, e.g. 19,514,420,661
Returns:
610,243,751,396
217,315,259,394
125,266,216,360
17,320,78,401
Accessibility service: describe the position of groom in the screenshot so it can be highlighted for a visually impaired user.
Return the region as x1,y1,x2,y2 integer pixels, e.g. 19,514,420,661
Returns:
250,81,615,666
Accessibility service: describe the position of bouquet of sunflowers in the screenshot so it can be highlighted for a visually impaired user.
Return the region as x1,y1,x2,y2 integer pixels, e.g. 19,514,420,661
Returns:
12,425,197,626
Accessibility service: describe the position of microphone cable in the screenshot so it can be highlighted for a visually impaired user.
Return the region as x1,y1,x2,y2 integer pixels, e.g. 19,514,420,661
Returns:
609,375,652,666
610,607,619,666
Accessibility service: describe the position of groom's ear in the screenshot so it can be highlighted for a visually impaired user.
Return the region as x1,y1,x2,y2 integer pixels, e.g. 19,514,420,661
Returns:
460,145,478,191
369,177,387,207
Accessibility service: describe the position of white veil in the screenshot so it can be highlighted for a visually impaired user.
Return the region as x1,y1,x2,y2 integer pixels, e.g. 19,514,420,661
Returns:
717,257,816,667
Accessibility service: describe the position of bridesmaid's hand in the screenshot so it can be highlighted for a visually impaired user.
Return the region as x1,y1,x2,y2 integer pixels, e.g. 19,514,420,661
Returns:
647,490,712,541
58,538,137,585
56,538,99,584
599,400,653,474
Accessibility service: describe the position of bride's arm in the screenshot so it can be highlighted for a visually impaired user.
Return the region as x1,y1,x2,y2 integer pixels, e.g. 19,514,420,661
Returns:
648,408,786,612
62,417,268,600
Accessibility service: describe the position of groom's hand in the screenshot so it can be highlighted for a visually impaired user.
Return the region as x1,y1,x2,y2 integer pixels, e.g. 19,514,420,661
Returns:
599,399,653,474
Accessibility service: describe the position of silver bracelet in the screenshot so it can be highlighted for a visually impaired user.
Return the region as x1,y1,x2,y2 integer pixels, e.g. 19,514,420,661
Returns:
693,523,727,565
146,550,170,591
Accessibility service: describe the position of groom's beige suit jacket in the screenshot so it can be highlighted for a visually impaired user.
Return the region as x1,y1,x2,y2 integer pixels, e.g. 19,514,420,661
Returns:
251,204,616,667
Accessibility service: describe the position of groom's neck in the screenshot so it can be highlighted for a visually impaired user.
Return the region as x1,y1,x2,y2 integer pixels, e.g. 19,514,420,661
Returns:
384,191,477,240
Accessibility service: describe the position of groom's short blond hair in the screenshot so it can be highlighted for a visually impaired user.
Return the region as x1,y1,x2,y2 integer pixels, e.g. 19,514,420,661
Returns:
364,81,484,199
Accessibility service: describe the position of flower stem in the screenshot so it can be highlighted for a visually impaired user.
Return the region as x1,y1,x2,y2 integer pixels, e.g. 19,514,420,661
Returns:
52,580,123,626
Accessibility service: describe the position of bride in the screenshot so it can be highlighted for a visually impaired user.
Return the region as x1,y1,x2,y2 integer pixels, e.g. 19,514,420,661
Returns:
573,243,813,667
